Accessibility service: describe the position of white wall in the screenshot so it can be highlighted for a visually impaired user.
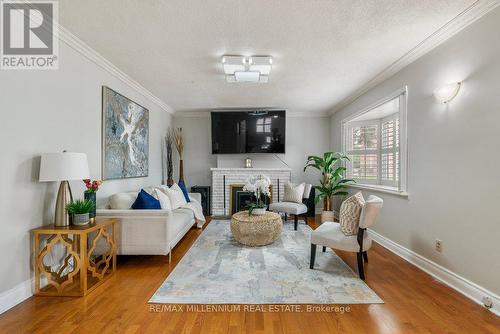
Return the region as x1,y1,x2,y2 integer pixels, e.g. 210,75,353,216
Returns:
330,8,500,296
173,114,331,189
0,42,172,297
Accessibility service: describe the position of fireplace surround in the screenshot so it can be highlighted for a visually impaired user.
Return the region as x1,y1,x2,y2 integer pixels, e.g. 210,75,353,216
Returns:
229,184,273,215
211,168,292,216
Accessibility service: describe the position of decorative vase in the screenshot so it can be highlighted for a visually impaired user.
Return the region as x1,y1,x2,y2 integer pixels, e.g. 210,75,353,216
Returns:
84,191,96,220
73,213,90,226
179,159,184,182
252,207,267,216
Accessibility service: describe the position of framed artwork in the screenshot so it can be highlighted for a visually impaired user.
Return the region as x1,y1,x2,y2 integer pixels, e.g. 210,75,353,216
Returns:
102,86,149,180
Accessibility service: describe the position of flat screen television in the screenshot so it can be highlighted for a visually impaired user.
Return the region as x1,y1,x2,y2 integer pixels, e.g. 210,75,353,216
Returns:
211,110,286,154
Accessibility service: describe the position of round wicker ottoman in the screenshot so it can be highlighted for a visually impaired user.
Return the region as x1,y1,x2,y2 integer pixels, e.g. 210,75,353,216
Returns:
230,211,283,247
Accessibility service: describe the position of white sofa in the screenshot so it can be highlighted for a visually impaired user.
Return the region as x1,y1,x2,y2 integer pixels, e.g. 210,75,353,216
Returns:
96,189,202,261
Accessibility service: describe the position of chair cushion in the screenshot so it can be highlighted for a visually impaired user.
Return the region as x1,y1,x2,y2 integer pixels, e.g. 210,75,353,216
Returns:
164,183,187,210
109,192,138,209
283,182,305,203
131,190,161,210
311,221,372,252
339,192,365,236
269,201,308,215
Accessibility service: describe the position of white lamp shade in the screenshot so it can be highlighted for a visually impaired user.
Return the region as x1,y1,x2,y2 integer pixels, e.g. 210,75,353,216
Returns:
433,82,461,103
39,152,90,182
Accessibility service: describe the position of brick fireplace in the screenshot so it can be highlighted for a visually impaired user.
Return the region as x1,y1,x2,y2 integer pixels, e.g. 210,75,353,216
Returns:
211,168,291,217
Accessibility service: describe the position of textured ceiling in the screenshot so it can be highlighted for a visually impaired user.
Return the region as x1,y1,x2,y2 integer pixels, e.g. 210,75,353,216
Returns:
59,0,474,115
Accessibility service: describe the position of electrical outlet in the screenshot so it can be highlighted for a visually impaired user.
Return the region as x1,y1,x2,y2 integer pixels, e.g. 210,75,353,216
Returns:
435,239,443,252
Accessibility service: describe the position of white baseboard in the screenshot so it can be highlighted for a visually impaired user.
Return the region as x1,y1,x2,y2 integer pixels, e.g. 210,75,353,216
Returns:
369,229,500,316
0,279,33,315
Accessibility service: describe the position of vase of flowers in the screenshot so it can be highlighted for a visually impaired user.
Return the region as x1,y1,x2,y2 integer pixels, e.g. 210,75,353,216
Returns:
243,175,271,215
83,179,102,221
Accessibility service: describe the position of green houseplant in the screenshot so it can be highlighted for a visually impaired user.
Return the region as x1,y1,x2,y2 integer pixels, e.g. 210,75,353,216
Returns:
304,152,354,221
66,199,95,226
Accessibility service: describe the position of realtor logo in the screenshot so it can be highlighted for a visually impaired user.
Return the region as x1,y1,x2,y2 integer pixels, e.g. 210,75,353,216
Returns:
1,0,58,69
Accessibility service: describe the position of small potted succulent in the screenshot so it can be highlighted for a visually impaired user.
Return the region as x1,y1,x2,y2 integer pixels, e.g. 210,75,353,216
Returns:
66,199,95,226
243,175,271,215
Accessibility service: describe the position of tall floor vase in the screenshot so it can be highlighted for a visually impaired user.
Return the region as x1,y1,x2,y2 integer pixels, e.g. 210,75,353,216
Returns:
179,159,184,182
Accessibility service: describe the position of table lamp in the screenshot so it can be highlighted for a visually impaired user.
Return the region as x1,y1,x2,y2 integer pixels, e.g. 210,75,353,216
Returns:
39,152,90,226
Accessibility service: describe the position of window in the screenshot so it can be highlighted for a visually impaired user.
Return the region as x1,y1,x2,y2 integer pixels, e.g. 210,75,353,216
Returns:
342,88,407,193
256,117,272,133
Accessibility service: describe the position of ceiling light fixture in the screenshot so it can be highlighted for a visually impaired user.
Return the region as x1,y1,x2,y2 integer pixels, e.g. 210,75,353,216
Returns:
222,55,272,83
433,82,462,103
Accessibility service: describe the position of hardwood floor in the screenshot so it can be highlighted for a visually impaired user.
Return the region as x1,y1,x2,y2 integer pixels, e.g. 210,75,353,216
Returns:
1,217,499,333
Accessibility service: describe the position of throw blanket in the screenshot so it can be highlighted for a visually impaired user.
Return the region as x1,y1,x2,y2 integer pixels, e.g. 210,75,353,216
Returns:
181,198,206,228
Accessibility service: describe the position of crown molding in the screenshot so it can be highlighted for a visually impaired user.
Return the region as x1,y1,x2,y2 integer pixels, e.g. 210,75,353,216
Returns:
173,111,211,118
287,111,330,118
58,25,175,114
329,0,500,116
173,110,330,118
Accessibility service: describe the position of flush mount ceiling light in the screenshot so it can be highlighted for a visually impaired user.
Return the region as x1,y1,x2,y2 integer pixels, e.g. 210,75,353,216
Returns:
433,82,462,103
222,55,272,83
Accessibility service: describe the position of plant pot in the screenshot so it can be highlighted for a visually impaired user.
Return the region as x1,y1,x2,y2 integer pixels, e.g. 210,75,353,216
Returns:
321,210,335,223
84,191,96,219
73,213,90,226
252,208,267,216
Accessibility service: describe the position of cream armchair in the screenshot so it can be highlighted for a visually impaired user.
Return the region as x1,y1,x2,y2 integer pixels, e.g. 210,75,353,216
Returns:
269,184,312,230
309,195,383,279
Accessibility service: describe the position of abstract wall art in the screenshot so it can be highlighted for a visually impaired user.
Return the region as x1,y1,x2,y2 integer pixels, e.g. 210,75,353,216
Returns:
102,86,149,180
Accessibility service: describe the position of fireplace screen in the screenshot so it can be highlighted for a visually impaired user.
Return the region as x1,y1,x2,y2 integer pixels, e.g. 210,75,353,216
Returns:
230,184,272,215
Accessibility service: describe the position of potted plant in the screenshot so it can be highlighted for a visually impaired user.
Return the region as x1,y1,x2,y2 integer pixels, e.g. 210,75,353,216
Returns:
243,175,271,215
304,152,354,222
83,179,102,221
66,199,95,226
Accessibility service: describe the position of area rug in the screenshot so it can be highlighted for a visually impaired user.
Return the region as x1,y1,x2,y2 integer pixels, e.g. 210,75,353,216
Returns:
149,220,383,304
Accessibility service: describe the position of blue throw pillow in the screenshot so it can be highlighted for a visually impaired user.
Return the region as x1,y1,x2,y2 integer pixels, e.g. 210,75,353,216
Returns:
131,189,161,209
177,180,191,202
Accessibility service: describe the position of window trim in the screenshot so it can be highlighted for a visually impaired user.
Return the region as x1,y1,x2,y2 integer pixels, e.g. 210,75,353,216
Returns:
341,86,408,195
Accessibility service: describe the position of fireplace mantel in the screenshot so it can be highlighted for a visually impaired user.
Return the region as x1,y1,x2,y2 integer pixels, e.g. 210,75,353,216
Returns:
211,168,292,217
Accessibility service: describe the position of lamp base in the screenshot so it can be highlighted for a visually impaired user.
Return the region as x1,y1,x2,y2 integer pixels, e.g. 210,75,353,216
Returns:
55,181,73,227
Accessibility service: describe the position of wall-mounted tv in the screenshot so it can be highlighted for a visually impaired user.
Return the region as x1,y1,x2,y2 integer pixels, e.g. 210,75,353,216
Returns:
211,110,286,154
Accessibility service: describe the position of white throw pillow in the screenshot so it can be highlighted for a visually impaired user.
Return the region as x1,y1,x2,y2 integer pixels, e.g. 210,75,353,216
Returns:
156,185,170,195
283,182,305,204
164,183,187,209
109,192,138,209
154,188,172,211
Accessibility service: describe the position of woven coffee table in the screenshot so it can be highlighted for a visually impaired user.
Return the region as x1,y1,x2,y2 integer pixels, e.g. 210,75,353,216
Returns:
230,211,282,246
